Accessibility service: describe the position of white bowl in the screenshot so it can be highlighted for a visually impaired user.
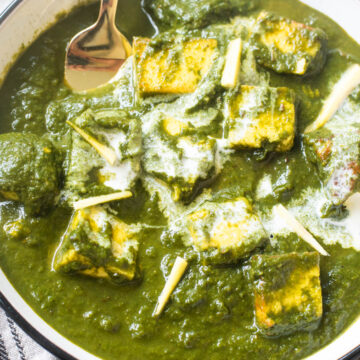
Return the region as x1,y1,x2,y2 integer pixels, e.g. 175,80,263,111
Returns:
0,1,360,359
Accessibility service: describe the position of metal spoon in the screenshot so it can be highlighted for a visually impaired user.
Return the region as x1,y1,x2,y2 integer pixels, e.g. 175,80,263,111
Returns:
64,0,132,92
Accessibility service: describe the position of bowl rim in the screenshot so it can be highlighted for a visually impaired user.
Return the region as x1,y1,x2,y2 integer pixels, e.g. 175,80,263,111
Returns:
2,282,360,360
0,0,360,359
0,0,74,357
0,0,22,25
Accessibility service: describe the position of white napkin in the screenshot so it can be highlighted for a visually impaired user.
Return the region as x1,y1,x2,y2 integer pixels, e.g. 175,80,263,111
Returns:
0,306,58,360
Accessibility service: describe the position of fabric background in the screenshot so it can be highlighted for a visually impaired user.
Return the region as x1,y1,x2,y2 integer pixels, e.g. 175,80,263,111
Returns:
0,307,57,360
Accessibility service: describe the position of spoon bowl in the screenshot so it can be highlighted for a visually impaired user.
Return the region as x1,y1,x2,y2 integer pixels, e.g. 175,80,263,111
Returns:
64,0,132,92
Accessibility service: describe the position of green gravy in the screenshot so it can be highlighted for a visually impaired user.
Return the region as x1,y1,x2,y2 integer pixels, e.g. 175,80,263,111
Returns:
1,1,360,359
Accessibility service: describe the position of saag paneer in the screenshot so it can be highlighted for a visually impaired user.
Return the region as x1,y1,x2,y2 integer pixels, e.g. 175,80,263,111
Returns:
1,0,360,359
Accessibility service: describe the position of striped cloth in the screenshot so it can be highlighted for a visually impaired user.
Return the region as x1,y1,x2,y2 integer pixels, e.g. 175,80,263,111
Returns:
0,307,57,360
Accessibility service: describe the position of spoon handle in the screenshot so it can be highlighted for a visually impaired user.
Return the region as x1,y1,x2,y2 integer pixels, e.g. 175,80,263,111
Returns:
99,0,118,22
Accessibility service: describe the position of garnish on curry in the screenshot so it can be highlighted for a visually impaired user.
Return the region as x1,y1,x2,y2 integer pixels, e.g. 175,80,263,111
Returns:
1,0,360,359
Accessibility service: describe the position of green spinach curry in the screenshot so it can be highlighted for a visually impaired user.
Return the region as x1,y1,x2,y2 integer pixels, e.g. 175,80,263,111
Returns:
1,0,360,359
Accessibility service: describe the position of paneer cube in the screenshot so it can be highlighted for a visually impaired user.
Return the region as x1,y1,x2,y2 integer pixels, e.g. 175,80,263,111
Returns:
183,197,267,264
304,126,335,175
251,12,327,75
162,116,190,137
133,37,218,95
225,85,296,152
304,92,360,217
142,108,217,202
65,109,141,203
144,136,216,202
3,218,30,241
305,132,333,167
251,252,323,337
54,206,139,284
305,129,360,217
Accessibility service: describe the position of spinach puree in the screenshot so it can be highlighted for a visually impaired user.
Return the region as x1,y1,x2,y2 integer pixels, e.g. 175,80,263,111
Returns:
1,1,360,359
